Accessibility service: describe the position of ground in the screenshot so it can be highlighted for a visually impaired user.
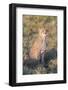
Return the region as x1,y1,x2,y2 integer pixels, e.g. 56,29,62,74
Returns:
23,48,57,75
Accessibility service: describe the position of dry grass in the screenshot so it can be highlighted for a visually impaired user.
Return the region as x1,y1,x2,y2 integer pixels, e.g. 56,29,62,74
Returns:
23,15,57,75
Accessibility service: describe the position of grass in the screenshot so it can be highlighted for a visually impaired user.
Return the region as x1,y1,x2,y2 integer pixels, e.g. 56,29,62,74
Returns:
23,48,57,75
23,15,57,75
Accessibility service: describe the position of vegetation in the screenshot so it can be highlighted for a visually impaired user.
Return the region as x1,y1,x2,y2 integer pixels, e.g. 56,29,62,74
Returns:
23,15,57,75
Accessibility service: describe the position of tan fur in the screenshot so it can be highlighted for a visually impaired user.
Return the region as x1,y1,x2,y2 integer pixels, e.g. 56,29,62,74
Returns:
29,28,47,60
29,37,42,60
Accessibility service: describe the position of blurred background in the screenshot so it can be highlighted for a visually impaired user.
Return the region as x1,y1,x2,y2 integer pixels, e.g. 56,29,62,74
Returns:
23,15,57,75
